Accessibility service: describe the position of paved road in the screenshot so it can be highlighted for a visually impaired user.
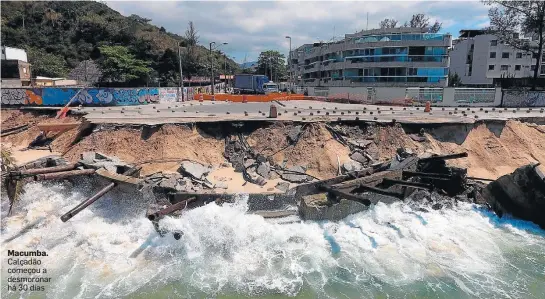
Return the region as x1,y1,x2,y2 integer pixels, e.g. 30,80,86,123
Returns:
74,100,545,125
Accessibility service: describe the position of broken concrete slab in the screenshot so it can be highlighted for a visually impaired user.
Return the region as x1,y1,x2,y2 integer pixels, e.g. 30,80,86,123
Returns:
343,161,364,172
178,160,210,180
244,159,256,168
257,162,271,179
299,193,367,221
350,152,368,164
275,181,290,192
281,166,309,183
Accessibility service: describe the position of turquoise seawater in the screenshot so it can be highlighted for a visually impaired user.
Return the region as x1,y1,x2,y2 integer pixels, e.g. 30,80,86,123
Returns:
2,182,544,299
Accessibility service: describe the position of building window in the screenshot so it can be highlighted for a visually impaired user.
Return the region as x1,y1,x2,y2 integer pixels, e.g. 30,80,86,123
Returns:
502,52,510,59
488,65,495,70
531,65,536,71
490,52,496,59
515,65,521,71
23,67,27,74
533,53,538,59
516,52,522,59
490,40,498,46
500,65,508,71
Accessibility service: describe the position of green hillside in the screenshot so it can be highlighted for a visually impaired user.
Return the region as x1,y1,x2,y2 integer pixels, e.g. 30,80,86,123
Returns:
0,1,239,86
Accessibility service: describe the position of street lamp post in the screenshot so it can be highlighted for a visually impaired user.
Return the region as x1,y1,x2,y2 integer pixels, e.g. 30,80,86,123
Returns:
285,36,292,87
209,41,228,95
223,53,227,93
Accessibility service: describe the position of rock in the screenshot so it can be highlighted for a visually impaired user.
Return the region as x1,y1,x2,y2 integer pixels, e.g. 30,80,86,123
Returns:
269,170,280,180
214,181,228,189
81,152,96,164
159,176,178,190
409,134,427,142
348,139,373,149
350,152,368,164
178,160,210,179
287,125,302,143
342,161,363,172
244,159,256,168
281,166,309,183
275,182,290,192
481,164,545,229
256,155,267,163
103,163,118,174
257,162,271,179
299,193,367,221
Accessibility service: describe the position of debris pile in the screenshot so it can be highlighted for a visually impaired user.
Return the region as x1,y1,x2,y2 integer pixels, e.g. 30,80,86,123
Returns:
296,150,485,220
79,151,129,174
224,127,315,186
143,160,216,192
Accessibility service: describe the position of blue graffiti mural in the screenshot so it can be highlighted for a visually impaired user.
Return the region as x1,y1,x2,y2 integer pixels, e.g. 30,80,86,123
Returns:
36,88,159,106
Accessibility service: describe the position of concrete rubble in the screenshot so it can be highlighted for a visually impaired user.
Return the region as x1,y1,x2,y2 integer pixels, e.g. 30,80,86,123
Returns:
178,160,211,180
79,151,128,173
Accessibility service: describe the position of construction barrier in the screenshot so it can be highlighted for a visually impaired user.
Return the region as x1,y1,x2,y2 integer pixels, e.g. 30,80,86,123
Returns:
192,92,307,102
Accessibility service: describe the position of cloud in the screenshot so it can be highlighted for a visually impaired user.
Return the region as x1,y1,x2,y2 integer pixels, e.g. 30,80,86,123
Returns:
105,0,491,62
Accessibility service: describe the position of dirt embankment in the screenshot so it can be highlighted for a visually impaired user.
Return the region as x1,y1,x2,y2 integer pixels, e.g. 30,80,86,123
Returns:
63,124,226,175
2,110,81,150
2,109,544,180
425,121,545,179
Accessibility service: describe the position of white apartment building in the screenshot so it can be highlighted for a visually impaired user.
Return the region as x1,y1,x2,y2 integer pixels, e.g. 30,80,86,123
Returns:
450,30,544,86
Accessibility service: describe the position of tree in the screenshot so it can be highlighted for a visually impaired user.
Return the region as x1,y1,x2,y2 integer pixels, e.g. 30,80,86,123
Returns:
185,21,199,47
448,72,462,87
485,1,545,84
27,47,68,77
97,45,151,84
379,18,398,29
156,48,179,86
256,50,287,81
404,13,442,33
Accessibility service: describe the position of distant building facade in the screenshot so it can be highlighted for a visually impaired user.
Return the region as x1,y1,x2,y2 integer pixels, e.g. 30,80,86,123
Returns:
289,27,452,87
1,46,31,87
450,30,544,86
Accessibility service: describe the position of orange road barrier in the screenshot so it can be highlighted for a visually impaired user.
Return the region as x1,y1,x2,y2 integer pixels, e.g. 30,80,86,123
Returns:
424,101,431,112
193,93,307,103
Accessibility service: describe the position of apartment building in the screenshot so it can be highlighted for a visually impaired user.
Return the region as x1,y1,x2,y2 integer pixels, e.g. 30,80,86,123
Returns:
289,27,452,87
450,29,544,86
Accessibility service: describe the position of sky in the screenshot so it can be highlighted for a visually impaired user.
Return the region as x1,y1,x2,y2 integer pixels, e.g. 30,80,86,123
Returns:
105,0,493,63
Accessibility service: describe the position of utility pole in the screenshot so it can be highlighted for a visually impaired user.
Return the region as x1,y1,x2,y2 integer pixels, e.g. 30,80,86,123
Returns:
178,43,185,101
209,42,215,95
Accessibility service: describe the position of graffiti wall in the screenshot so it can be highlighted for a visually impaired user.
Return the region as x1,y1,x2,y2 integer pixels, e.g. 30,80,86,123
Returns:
503,90,545,107
2,88,160,106
1,88,43,105
158,88,180,103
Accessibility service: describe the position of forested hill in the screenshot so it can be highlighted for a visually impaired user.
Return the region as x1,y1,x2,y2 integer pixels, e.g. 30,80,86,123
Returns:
1,1,239,86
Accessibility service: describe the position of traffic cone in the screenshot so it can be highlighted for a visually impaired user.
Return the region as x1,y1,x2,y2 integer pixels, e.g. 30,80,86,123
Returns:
242,95,248,103
199,94,203,102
